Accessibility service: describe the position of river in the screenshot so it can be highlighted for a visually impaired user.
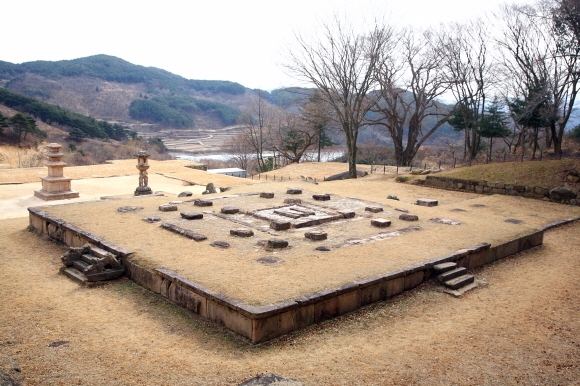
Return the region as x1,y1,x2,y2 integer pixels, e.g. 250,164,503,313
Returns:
171,151,345,163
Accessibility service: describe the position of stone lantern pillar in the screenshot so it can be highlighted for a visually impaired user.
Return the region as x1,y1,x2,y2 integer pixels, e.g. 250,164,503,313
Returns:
134,150,152,196
34,143,79,200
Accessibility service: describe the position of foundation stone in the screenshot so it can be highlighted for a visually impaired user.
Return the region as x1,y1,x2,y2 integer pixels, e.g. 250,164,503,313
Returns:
305,231,328,240
230,228,254,237
159,204,178,212
371,219,392,228
417,198,438,207
267,239,289,249
221,206,240,214
399,214,419,221
180,212,203,220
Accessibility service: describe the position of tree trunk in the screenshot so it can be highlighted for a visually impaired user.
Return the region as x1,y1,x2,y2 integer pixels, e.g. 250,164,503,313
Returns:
468,127,479,160
551,121,562,155
348,145,358,178
317,134,321,162
545,127,553,149
346,132,358,178
532,127,538,159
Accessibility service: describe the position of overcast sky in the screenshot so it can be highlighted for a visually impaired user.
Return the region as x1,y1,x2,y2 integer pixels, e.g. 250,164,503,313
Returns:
3,0,529,91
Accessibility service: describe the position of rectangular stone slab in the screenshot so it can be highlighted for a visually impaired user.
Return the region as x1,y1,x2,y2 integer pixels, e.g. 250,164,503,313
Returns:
416,198,439,207
273,209,304,219
161,223,207,241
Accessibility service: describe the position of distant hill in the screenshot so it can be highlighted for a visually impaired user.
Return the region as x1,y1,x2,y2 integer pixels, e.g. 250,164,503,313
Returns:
0,55,250,129
0,87,128,139
0,54,460,153
0,55,246,95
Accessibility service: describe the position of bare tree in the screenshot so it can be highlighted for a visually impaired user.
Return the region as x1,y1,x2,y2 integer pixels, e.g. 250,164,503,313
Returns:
495,1,580,154
555,0,580,41
436,135,462,162
237,91,278,172
299,90,334,162
221,132,254,171
357,139,392,166
273,110,317,164
438,20,494,160
370,28,453,166
285,17,394,178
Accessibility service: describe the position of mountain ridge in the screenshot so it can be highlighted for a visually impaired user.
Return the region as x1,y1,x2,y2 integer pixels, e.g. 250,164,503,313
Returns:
0,55,254,130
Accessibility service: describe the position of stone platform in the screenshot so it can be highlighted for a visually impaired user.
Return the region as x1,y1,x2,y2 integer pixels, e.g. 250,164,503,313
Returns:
35,143,79,200
27,188,576,343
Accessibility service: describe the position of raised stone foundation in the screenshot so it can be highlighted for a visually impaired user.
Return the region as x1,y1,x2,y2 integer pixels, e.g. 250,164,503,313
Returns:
423,175,579,205
27,205,569,344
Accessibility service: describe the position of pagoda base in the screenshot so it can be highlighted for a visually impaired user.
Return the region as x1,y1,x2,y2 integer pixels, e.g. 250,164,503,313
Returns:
134,186,153,196
34,189,80,201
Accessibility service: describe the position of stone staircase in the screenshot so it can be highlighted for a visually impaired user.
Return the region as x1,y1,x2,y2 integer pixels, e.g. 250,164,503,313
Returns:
60,244,125,286
433,262,480,297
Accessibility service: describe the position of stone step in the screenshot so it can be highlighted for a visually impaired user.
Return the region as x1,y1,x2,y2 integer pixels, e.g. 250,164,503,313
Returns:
444,274,475,290
90,246,111,259
85,269,125,282
442,281,480,298
73,260,91,272
81,254,98,265
433,262,457,273
60,266,88,284
437,267,467,282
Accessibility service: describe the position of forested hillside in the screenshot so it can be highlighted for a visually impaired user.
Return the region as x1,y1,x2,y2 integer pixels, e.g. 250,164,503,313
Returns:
0,55,249,129
0,54,460,160
0,88,128,139
129,95,241,127
0,55,245,95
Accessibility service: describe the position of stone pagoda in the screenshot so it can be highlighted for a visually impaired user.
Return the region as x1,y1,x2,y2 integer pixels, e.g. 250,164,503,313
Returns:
134,150,152,196
34,143,79,200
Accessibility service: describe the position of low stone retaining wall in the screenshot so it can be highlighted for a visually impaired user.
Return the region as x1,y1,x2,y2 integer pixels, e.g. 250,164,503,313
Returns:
29,206,573,343
424,176,579,205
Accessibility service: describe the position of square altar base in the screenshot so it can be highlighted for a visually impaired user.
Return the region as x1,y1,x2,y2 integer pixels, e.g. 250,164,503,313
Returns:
34,189,80,201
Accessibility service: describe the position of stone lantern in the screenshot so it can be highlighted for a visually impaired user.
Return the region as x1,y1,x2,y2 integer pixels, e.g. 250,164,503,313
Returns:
134,150,152,196
34,143,79,200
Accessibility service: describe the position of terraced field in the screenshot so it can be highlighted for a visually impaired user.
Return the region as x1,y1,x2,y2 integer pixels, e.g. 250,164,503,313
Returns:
135,125,245,155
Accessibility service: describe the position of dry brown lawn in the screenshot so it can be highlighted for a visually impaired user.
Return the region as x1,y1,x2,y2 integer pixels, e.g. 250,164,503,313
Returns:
421,159,580,190
1,160,580,385
38,176,580,305
0,158,254,187
1,217,579,385
256,162,411,182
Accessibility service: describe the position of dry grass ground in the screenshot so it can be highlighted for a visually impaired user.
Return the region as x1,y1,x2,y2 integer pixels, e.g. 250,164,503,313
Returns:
256,162,410,182
427,159,580,190
0,146,45,168
0,159,252,186
1,160,580,385
38,176,580,305
1,217,579,385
